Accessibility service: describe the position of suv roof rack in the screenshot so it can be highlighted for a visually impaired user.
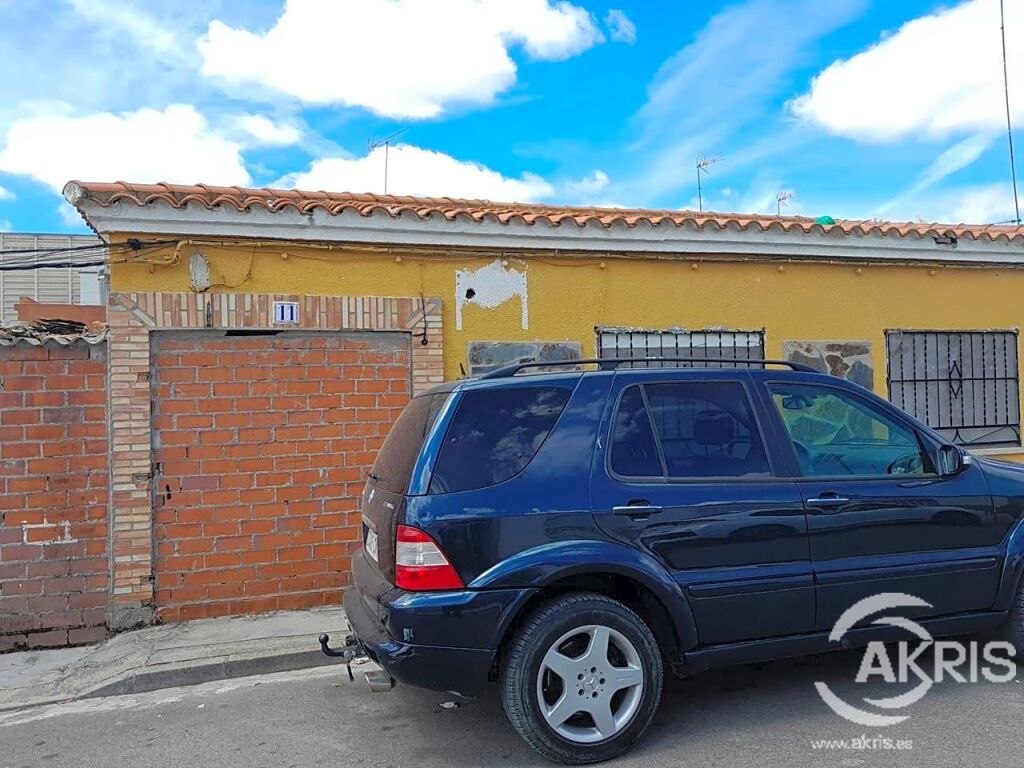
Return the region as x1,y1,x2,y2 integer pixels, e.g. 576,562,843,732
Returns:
480,357,818,379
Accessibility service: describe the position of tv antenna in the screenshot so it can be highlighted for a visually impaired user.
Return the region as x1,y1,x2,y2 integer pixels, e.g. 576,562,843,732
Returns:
1000,0,1020,224
695,154,720,212
776,189,797,216
368,127,408,195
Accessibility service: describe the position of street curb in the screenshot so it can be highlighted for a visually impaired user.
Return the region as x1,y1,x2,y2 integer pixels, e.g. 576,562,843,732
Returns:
0,649,345,713
0,607,351,714
84,649,345,699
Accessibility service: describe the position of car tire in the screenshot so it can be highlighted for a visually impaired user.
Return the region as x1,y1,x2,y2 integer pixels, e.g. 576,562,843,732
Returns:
500,592,663,765
999,571,1024,655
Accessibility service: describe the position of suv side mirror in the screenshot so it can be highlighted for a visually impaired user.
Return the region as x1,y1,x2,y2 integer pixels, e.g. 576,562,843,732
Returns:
938,444,970,476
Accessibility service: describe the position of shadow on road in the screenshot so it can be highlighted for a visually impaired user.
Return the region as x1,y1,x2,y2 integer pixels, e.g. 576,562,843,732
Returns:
351,646,1022,767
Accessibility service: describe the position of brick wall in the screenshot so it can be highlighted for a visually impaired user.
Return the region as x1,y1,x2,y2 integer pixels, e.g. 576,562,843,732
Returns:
150,330,410,621
106,292,443,629
0,341,109,651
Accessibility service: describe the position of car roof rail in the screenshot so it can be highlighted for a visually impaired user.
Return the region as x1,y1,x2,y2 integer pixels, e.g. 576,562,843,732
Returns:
480,357,818,379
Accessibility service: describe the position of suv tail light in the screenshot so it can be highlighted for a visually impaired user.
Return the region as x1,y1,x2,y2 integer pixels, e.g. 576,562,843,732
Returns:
394,524,464,591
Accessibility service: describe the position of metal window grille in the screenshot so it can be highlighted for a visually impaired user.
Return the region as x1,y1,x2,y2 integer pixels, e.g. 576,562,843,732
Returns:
597,328,765,368
886,330,1021,448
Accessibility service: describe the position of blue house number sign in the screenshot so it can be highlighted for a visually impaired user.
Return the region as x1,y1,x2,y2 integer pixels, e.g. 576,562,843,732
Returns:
273,301,300,324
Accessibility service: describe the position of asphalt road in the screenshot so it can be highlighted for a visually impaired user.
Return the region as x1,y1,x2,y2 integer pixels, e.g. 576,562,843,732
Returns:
1,649,1021,768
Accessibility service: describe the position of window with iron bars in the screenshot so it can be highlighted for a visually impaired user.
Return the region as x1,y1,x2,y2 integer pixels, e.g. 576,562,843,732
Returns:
597,328,765,368
886,330,1021,448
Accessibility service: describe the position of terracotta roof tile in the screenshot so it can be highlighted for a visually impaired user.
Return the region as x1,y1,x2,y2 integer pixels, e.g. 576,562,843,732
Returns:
63,180,1024,244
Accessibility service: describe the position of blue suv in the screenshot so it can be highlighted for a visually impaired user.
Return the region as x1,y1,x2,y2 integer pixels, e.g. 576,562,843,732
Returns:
332,358,1024,763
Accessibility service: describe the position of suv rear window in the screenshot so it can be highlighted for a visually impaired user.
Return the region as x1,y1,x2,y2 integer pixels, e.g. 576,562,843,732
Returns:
610,382,771,480
369,393,447,494
429,386,571,494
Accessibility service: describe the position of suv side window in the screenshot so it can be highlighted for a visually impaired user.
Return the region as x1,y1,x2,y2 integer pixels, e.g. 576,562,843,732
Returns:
610,386,663,478
429,386,571,494
768,383,929,477
610,381,772,480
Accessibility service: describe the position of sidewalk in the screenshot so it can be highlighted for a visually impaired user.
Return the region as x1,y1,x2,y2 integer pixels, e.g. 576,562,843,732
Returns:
0,606,348,712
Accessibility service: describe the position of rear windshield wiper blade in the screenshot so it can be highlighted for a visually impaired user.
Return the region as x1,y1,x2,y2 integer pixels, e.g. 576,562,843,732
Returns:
367,472,383,482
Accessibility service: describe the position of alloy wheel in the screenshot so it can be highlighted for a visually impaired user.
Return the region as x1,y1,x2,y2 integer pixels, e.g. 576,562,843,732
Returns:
535,624,645,744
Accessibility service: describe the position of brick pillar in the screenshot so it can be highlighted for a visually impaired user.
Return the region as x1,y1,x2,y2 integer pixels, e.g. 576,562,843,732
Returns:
107,298,157,629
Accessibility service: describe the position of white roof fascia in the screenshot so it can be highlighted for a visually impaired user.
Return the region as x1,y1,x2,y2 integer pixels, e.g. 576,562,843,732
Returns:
77,199,1024,265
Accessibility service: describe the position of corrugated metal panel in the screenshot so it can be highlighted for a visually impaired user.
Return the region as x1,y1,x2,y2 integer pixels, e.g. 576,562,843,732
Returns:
0,233,105,322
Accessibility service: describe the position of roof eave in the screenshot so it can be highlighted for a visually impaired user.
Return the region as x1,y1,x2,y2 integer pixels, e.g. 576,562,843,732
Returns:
72,196,1024,266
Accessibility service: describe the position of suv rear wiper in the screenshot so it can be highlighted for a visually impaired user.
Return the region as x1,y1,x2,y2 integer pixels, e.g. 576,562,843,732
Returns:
367,472,383,482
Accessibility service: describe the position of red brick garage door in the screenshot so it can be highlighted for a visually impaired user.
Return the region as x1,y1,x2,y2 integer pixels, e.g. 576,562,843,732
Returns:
150,330,411,621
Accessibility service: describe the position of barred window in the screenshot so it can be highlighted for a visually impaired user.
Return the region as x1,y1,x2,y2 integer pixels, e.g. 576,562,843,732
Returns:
886,330,1020,448
597,328,765,368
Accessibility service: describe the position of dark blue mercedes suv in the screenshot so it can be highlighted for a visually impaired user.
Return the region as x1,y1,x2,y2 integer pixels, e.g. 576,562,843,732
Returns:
332,358,1024,763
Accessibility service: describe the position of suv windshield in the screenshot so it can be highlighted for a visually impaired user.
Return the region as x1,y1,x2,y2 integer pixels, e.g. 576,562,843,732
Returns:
369,393,447,494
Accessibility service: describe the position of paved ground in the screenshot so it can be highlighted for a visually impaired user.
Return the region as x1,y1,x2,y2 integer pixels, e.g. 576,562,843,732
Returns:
1,650,1021,768
0,607,347,711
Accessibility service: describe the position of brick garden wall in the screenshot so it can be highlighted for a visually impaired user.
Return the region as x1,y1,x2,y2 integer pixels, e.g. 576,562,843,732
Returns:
0,341,109,650
0,292,443,649
150,330,411,621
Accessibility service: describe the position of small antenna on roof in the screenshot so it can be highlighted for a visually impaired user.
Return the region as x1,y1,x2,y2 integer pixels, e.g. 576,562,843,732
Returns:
776,189,797,216
695,154,720,213
368,127,408,195
999,0,1021,224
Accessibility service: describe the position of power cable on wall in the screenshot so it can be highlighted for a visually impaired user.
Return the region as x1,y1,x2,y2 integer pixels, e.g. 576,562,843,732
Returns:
0,238,176,270
0,259,107,272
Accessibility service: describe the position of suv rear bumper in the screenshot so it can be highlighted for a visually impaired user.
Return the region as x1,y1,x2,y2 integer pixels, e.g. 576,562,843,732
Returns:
344,552,533,697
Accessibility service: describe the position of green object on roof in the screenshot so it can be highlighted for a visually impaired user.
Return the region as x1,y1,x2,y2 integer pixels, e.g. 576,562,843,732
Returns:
815,215,836,226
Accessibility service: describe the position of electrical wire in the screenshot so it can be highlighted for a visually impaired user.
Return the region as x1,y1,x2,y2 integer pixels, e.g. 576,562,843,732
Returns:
0,241,117,256
0,259,107,271
0,238,177,269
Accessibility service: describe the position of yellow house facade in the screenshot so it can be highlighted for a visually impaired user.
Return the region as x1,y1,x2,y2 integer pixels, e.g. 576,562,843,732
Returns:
69,181,1024,462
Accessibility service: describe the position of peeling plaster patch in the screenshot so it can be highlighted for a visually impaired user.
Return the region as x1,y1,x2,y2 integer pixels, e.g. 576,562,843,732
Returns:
22,517,78,545
455,259,528,331
189,252,212,292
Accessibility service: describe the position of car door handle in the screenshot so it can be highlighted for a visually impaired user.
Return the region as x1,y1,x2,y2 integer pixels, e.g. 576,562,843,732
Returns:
805,494,850,509
612,502,663,517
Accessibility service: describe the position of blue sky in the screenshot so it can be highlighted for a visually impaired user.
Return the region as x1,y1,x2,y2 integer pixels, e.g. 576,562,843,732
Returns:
0,0,1021,234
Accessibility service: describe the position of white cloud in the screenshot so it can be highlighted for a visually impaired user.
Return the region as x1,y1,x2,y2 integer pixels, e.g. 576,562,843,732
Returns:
0,104,250,192
0,2,226,129
792,0,1023,141
0,220,10,233
57,202,84,227
876,134,995,214
948,184,1020,224
0,184,14,201
198,0,603,118
563,169,610,197
64,0,181,60
843,182,1019,224
278,143,554,201
618,0,865,205
235,114,303,147
605,9,636,44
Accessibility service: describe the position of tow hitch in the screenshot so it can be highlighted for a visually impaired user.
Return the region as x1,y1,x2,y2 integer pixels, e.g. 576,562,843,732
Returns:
319,633,394,691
